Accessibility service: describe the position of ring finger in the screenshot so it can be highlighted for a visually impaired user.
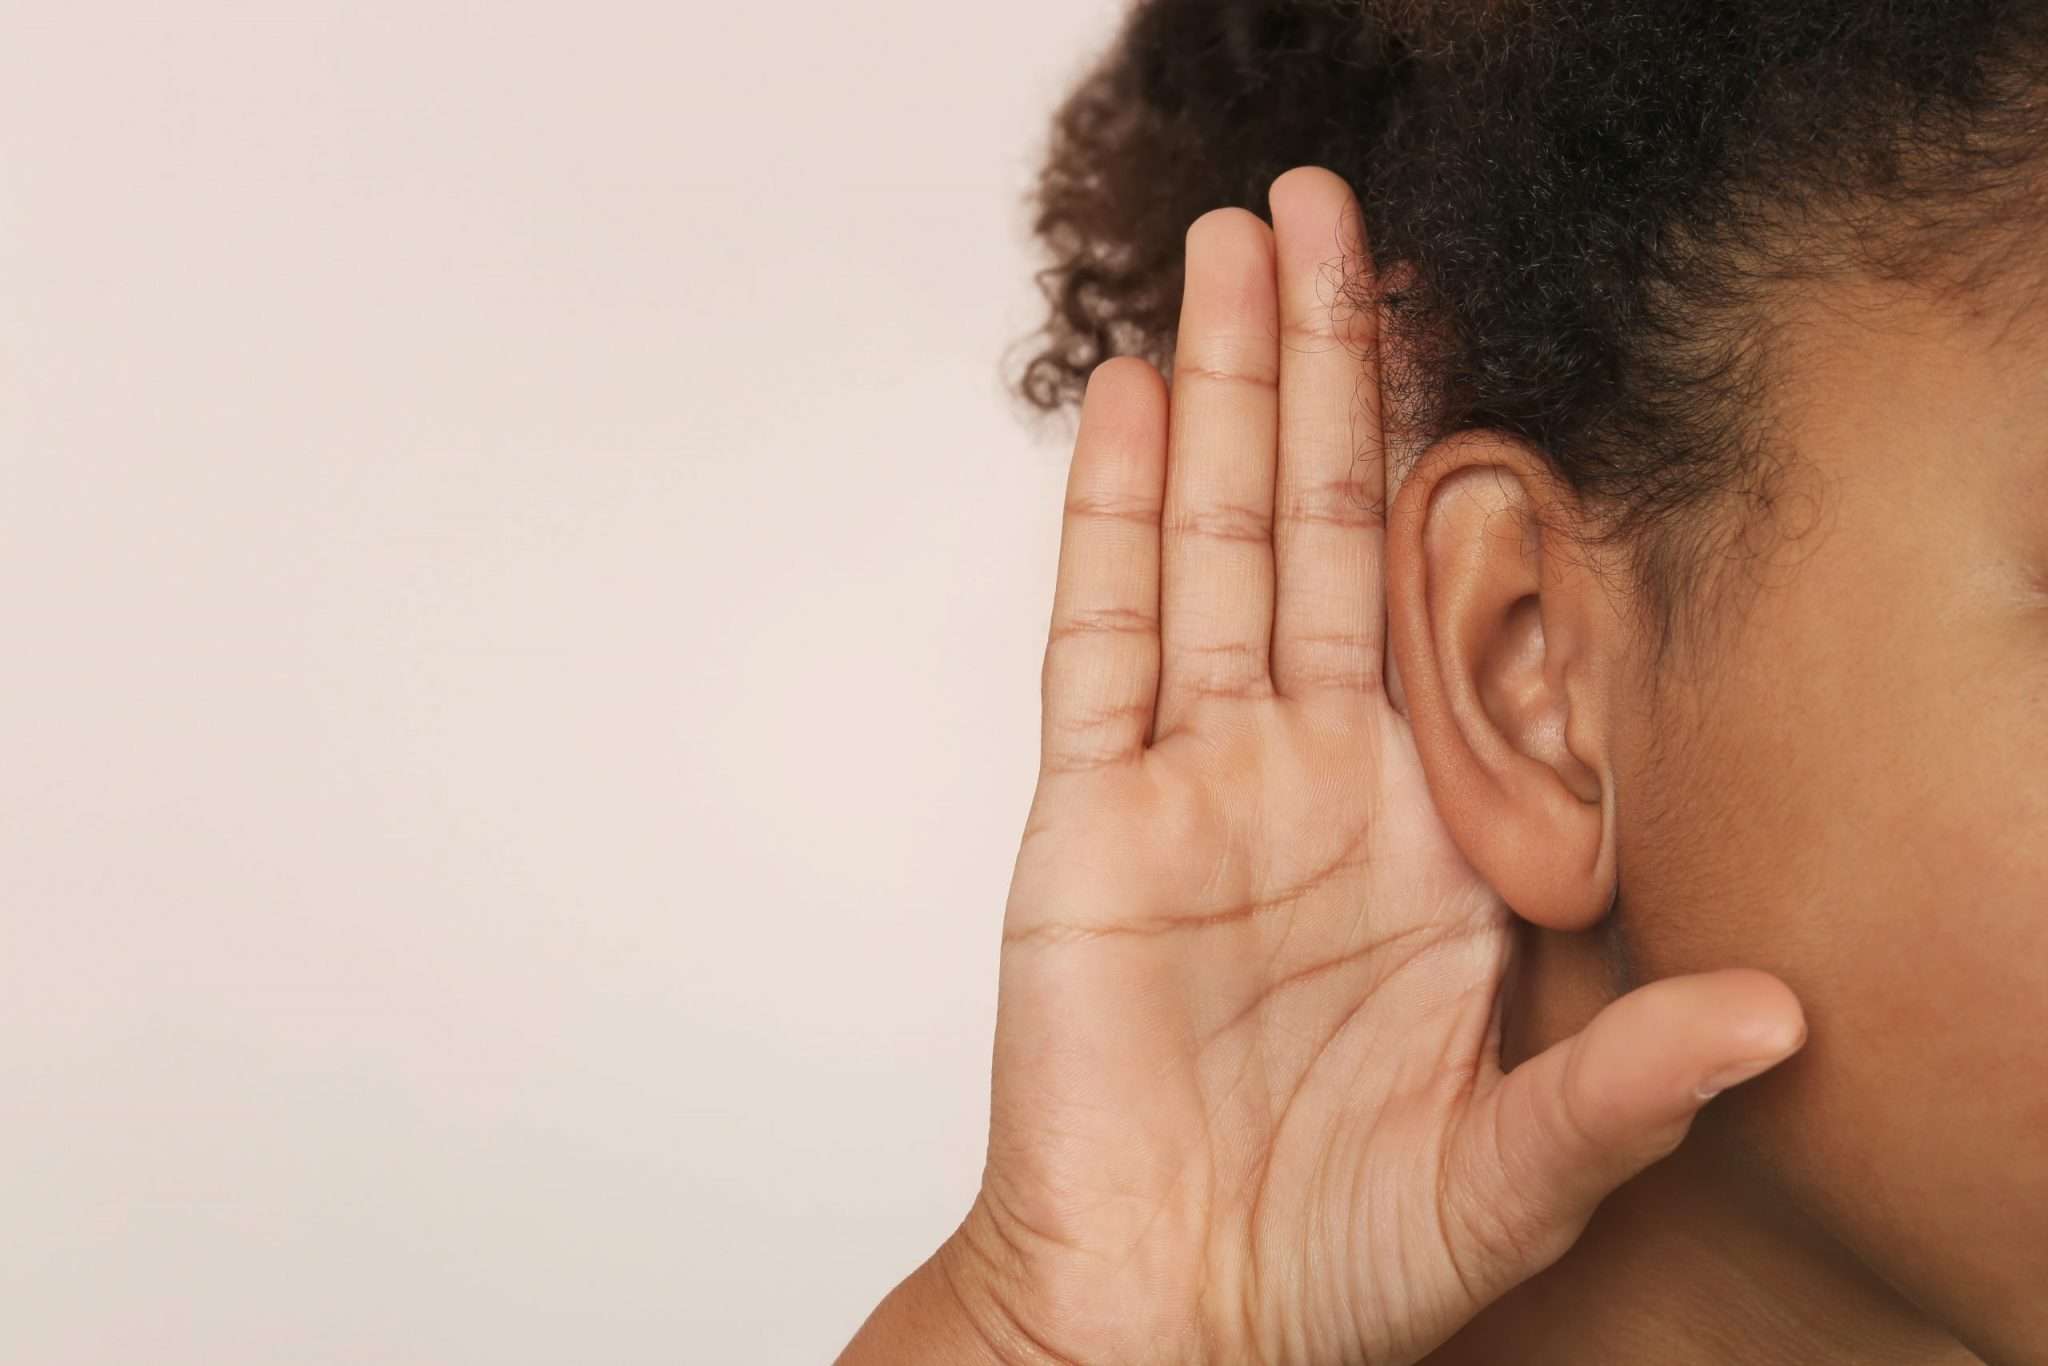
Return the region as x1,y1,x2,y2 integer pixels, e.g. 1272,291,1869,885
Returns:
1151,207,1281,742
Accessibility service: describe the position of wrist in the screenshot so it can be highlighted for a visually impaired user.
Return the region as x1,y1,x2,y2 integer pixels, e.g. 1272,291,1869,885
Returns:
931,1200,1073,1366
836,1202,1066,1366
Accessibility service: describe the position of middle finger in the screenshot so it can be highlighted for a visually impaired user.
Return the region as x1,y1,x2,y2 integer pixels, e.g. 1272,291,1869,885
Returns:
1268,166,1385,701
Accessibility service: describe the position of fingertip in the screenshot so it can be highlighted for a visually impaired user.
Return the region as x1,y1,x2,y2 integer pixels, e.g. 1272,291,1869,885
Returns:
1693,1038,1806,1103
1268,165,1368,254
1186,205,1274,259
1085,355,1155,403
1698,966,1808,1060
1267,165,1320,218
1079,357,1167,452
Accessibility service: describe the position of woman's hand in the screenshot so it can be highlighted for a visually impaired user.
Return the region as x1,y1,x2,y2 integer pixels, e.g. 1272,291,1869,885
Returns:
842,166,1806,1366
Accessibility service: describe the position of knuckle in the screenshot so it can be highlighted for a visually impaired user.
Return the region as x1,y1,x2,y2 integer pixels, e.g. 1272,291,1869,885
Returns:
1062,491,1158,527
1166,500,1271,544
1173,358,1278,391
1047,606,1155,645
1277,312,1338,346
1278,474,1377,530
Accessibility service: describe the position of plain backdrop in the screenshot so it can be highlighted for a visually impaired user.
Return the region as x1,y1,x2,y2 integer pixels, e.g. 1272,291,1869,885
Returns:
0,3,1129,1360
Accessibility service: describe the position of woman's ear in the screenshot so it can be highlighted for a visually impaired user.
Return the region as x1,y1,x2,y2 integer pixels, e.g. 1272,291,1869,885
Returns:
1385,428,1623,933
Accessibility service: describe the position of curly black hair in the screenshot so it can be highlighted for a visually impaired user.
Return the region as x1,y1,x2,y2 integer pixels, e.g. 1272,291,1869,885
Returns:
1006,0,2048,666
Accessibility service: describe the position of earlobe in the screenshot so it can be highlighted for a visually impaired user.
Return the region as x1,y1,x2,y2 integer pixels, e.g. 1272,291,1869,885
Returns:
1386,430,1620,933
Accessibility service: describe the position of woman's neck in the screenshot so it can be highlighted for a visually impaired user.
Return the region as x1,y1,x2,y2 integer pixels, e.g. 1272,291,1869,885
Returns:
1419,1127,1983,1365
1419,925,1983,1366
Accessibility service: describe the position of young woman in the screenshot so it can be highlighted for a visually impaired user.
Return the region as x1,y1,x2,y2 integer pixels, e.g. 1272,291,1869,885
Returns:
843,2,2048,1360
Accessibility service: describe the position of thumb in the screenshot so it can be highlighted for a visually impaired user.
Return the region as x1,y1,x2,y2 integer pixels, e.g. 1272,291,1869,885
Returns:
1438,967,1806,1293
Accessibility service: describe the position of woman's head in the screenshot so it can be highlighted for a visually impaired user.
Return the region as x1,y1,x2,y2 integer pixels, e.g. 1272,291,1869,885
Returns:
1017,0,2048,667
1012,1,2048,1355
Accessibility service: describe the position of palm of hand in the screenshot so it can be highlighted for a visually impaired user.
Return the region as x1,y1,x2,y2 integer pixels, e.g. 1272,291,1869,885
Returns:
958,167,1516,1364
992,658,1513,1364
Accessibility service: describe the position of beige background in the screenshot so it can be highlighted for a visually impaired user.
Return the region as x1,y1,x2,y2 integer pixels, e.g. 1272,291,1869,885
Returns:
0,4,1123,1360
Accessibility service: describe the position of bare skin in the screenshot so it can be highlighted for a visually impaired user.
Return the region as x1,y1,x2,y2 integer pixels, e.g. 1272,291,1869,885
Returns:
837,167,1808,1366
1400,264,2048,1364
